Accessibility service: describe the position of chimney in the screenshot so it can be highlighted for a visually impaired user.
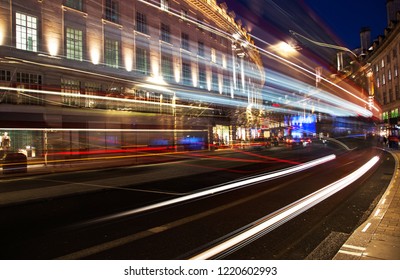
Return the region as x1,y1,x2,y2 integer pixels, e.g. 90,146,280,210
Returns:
387,0,400,24
360,27,371,54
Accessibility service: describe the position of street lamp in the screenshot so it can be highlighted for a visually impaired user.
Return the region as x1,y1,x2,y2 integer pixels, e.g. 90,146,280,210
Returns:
289,30,357,57
289,30,358,72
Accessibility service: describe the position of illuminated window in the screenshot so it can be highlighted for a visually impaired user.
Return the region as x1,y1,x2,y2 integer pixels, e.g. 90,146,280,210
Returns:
182,62,191,86
376,77,380,88
375,64,379,72
395,64,398,77
181,33,189,51
211,48,216,63
105,0,119,23
222,54,227,68
382,73,386,85
161,53,173,82
136,47,149,75
160,0,169,11
16,12,37,52
65,0,82,11
61,78,80,106
161,23,170,43
66,27,83,61
105,39,119,68
388,69,392,81
136,12,147,34
381,59,385,68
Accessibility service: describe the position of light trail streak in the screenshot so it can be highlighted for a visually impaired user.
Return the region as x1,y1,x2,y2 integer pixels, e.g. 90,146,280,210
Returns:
77,154,336,226
190,155,380,260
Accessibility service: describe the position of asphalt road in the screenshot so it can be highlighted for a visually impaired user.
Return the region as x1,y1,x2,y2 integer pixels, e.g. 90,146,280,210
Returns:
0,141,394,259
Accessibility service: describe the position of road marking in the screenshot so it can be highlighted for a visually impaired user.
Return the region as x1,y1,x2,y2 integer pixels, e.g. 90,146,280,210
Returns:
338,250,363,257
361,222,372,233
342,244,365,251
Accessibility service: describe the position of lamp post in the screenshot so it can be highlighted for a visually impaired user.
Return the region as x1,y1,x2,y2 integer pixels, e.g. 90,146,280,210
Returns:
289,30,358,72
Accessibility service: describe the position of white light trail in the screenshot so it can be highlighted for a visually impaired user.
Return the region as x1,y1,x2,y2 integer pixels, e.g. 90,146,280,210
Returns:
83,154,336,225
190,155,380,260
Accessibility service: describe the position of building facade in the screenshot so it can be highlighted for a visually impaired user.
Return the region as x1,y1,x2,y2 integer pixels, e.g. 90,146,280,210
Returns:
0,0,264,158
364,2,400,138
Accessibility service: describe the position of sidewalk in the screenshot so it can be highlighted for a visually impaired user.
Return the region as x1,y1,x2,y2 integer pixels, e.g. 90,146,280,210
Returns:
333,148,400,260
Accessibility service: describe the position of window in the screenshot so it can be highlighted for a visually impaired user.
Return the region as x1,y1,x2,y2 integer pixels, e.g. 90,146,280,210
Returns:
198,41,204,57
15,72,43,105
212,69,218,91
66,27,83,61
136,12,148,34
181,33,189,51
376,77,380,88
211,48,216,63
161,23,170,43
223,76,230,95
395,64,398,77
182,62,191,86
160,0,169,11
396,85,400,100
16,12,37,52
389,88,392,103
394,48,398,58
383,112,389,120
389,69,392,81
84,82,102,108
382,73,386,85
0,70,11,81
136,47,149,75
198,65,206,89
61,78,80,106
381,59,385,68
387,54,391,64
65,0,82,11
105,39,119,68
161,54,173,82
105,0,119,23
375,64,379,72
222,54,227,68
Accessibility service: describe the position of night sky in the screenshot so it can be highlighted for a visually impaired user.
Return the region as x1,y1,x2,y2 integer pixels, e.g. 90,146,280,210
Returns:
303,0,387,49
223,0,388,50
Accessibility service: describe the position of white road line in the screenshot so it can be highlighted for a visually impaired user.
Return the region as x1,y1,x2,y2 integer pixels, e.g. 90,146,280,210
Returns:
361,222,372,233
338,250,363,257
342,244,366,251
